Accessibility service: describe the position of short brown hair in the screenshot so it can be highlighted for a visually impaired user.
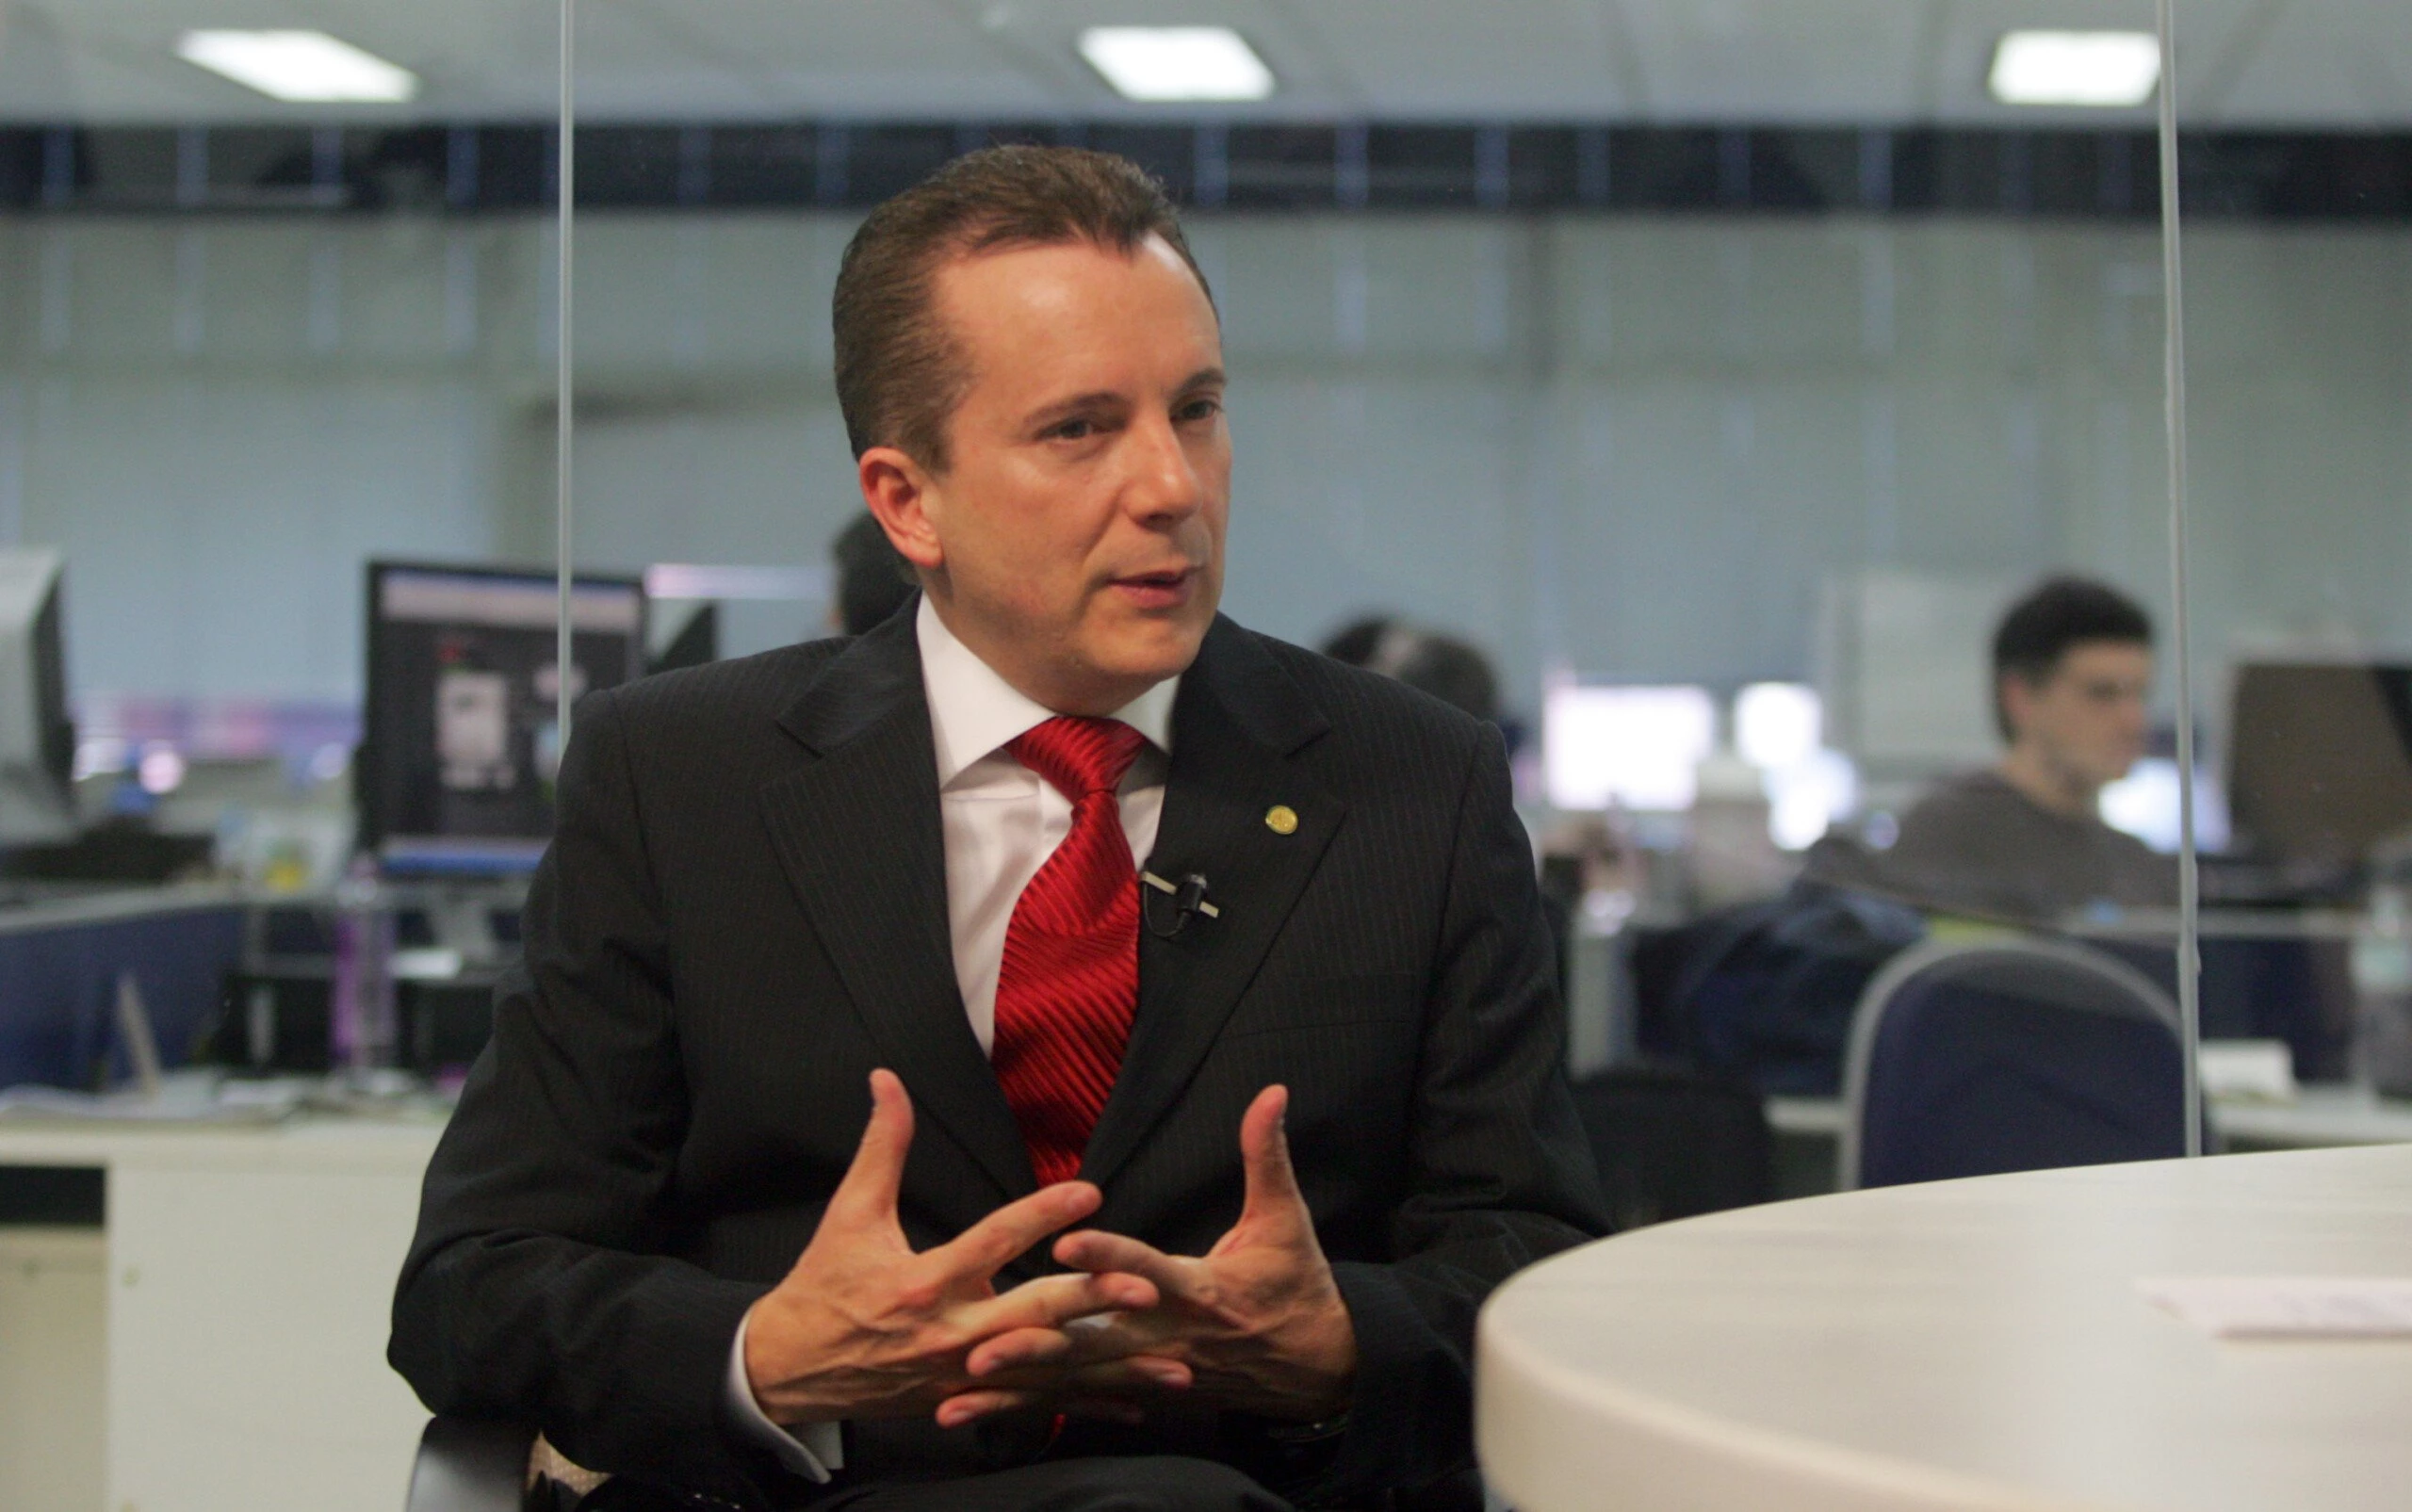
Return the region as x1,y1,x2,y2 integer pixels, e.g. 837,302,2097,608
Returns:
832,144,1213,472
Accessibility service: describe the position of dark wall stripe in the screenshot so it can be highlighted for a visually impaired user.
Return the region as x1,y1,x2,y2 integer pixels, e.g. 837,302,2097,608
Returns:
0,121,2407,220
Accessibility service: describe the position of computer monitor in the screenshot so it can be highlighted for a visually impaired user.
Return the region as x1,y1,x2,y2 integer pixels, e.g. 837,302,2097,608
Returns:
361,561,645,874
1543,683,1717,812
2226,661,2412,871
1815,568,2023,781
0,549,76,846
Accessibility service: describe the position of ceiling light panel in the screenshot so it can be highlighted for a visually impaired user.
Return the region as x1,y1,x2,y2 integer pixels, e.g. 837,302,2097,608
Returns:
176,30,420,104
1078,26,1274,103
1987,30,2160,108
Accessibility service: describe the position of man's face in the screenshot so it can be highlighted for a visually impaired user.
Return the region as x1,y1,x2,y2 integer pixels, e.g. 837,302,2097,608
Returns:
864,233,1229,715
2003,641,2154,793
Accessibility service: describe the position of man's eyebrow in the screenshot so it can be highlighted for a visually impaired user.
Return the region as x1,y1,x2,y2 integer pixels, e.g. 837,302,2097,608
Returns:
1022,390,1126,427
1020,369,1226,430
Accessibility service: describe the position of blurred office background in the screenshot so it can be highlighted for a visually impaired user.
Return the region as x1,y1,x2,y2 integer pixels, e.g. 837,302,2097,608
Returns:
3,1,2412,1507
0,7,2404,847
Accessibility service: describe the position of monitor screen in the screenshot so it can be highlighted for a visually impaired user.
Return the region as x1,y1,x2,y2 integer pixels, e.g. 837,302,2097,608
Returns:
1543,683,1717,812
2098,756,2231,856
362,562,644,874
2227,661,2412,870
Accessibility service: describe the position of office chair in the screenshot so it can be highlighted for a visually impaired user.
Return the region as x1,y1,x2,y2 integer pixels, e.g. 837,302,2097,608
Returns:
404,1418,536,1512
1839,936,2191,1190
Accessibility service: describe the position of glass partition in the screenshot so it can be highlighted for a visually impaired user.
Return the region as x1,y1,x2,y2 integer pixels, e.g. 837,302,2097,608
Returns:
0,7,574,901
0,6,568,1504
0,0,2271,1504
0,15,2219,1137
555,5,2194,1202
2170,1,2412,1126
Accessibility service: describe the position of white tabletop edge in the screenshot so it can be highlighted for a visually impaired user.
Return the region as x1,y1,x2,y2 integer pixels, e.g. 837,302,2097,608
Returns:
1477,1147,2412,1512
1478,1307,2125,1512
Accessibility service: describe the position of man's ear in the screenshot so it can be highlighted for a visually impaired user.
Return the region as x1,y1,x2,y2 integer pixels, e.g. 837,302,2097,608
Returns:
1998,671,2038,741
860,447,945,576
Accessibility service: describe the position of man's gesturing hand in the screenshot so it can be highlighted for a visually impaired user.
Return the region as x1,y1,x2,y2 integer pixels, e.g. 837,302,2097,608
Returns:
950,1084,1358,1424
742,1069,1171,1427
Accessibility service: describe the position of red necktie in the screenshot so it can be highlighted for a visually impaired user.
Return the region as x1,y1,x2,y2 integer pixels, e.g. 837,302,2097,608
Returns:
991,716,1148,1187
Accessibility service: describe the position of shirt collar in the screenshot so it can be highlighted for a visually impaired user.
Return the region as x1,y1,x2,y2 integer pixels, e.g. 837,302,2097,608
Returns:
916,595,1179,789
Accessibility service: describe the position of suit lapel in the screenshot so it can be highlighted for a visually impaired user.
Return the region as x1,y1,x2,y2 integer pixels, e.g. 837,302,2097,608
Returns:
1081,619,1342,1190
758,611,1035,1203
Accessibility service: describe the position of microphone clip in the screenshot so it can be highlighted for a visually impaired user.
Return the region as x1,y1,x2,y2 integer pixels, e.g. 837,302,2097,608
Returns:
1141,870,1218,938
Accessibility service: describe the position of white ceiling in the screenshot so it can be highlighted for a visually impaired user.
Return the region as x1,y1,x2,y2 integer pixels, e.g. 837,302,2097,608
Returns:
0,0,2407,125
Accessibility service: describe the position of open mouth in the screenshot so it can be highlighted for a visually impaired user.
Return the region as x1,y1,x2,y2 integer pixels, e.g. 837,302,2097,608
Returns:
1110,566,1198,606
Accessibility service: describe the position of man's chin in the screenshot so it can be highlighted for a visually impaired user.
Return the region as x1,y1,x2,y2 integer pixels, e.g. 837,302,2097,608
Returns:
1088,619,1211,688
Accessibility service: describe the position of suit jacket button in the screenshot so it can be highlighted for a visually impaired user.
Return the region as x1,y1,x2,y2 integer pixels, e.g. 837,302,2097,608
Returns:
1264,805,1298,835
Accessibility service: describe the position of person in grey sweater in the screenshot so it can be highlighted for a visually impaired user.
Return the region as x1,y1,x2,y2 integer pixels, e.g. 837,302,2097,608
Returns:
1878,577,2176,922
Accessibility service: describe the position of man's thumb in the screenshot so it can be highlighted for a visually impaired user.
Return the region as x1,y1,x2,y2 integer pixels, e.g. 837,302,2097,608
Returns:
1239,1084,1305,1219
829,1068,914,1220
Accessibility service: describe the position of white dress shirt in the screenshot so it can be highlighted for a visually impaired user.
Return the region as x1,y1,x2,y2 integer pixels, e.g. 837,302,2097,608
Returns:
728,596,1181,1481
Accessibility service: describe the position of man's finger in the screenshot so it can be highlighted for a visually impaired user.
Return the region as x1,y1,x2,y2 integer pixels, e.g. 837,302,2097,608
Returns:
1051,1230,1199,1301
927,1181,1103,1280
826,1069,914,1221
968,1269,1155,1341
965,1301,1167,1377
964,1325,1075,1377
935,1389,1033,1429
1030,1308,1186,1363
1237,1083,1306,1222
956,1354,1193,1395
1059,1357,1193,1394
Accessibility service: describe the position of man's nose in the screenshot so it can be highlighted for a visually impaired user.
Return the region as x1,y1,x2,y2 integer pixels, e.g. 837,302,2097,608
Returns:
1121,412,1206,521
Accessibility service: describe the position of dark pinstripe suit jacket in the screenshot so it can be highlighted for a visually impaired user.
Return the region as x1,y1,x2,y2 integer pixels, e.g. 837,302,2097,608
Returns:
390,608,1605,1509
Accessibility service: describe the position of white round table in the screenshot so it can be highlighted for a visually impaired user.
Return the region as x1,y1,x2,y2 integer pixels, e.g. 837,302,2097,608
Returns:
1477,1146,2412,1511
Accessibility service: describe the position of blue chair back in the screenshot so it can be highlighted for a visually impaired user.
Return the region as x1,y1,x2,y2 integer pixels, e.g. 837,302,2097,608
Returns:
1841,937,2187,1190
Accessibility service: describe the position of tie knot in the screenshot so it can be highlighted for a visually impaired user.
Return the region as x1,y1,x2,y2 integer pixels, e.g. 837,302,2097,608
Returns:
1009,716,1147,802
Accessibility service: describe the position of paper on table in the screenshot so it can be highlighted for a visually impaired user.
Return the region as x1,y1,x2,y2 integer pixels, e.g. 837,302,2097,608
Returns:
2139,1276,2412,1338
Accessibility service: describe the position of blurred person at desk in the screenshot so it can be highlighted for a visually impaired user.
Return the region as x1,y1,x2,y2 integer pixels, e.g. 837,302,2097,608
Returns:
392,146,1600,1512
1868,576,2176,922
1319,617,1513,746
1316,615,1393,671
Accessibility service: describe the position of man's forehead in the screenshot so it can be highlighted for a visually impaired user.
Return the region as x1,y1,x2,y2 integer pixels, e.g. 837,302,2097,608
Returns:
2058,642,2153,681
932,235,1219,397
935,234,1208,320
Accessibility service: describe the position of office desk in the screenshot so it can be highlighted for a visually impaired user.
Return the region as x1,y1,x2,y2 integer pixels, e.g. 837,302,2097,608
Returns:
1477,1145,2412,1512
0,1116,443,1512
1768,1085,2412,1150
2210,1086,2412,1146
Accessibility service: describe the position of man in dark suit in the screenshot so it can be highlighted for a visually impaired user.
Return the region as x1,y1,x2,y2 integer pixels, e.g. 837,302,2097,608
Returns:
391,144,1602,1511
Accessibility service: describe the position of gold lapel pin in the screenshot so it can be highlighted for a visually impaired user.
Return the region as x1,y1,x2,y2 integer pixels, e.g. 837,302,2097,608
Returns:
1264,805,1299,836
